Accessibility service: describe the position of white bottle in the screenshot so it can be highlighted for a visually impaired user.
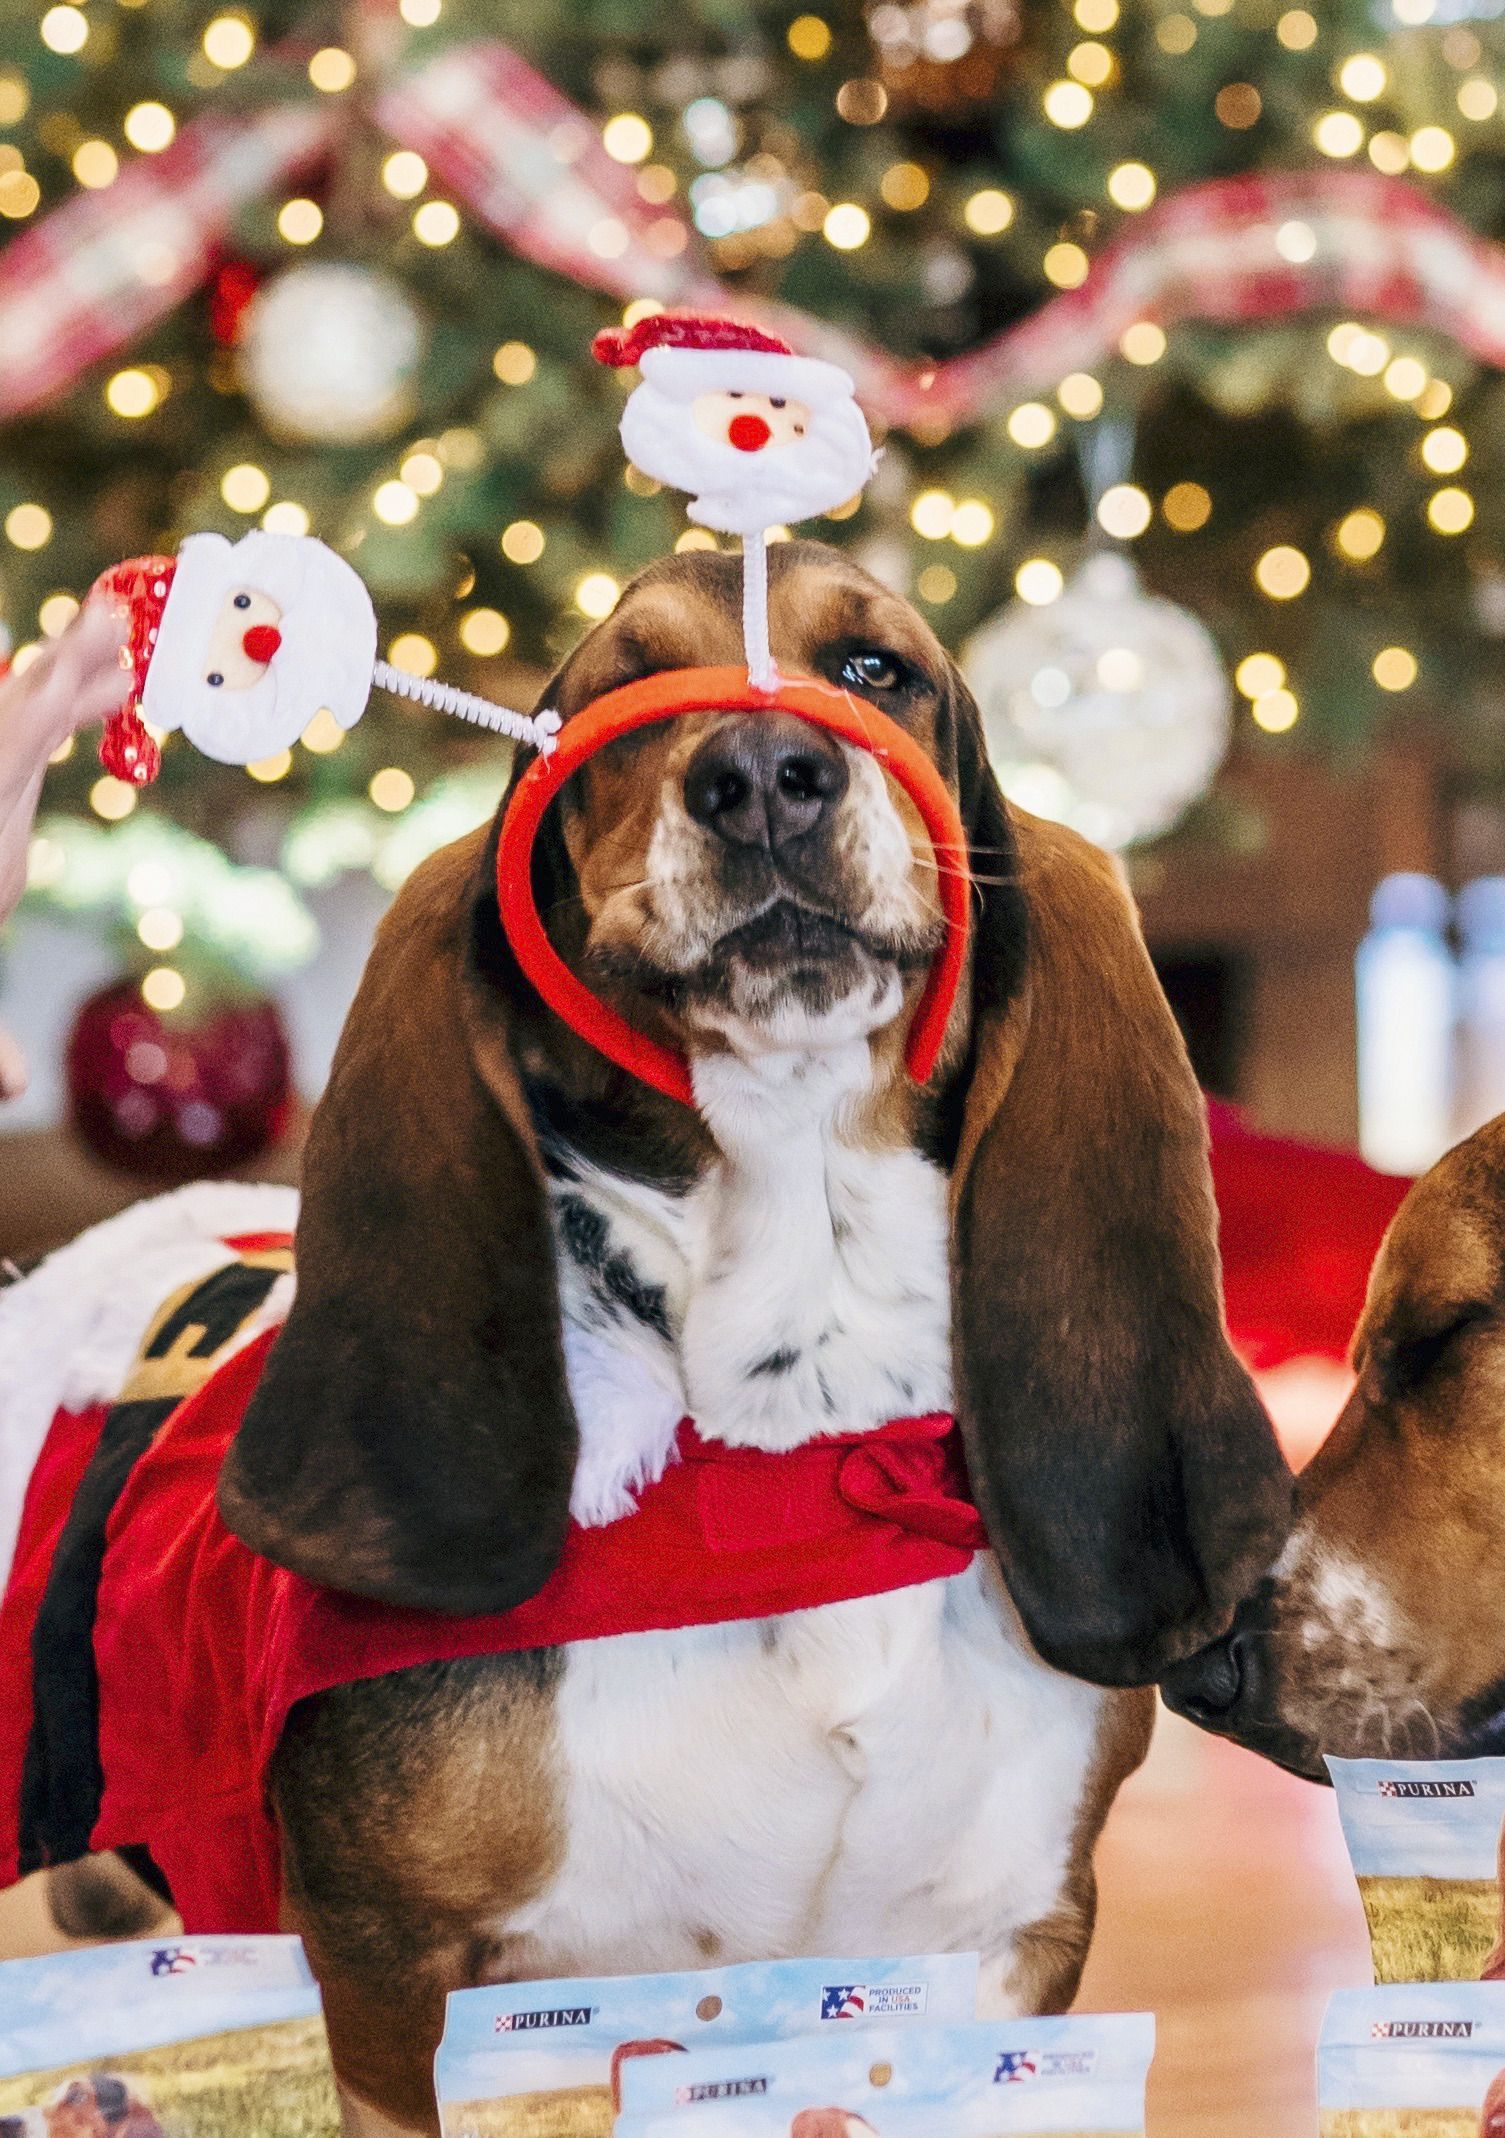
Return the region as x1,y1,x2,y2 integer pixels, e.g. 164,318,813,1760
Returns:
1356,872,1455,1176
1455,875,1505,1141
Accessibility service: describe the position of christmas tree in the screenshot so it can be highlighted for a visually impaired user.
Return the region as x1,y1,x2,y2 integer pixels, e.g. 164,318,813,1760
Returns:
3,0,1505,966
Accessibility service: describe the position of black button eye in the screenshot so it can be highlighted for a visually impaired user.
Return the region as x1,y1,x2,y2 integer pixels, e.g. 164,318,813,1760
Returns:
729,390,743,399
233,593,251,610
770,396,786,408
841,650,904,692
207,672,224,687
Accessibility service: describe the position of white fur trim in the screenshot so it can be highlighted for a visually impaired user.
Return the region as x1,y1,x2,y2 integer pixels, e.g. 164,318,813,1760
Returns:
143,532,376,765
0,1182,299,1589
639,345,856,407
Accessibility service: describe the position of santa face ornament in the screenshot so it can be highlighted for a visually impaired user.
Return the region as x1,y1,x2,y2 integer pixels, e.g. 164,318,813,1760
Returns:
595,315,877,537
142,531,377,766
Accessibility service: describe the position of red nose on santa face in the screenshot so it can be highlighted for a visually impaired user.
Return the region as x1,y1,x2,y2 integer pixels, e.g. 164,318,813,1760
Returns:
728,412,771,452
241,623,282,663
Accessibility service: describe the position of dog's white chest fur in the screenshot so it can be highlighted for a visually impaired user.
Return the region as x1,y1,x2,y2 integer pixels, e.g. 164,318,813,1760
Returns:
527,1033,1107,2002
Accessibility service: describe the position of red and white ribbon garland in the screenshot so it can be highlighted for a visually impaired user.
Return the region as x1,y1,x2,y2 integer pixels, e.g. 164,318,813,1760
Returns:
3,36,1504,432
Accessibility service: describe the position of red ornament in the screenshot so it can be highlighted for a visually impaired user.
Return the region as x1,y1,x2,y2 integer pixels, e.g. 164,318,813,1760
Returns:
65,977,292,1181
91,555,177,785
208,258,262,347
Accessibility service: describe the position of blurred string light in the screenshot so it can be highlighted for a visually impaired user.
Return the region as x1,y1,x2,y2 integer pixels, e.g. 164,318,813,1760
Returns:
370,767,416,812
1255,545,1311,598
501,519,545,563
124,102,175,152
398,0,441,23
387,633,436,676
603,113,653,163
263,501,309,535
823,202,869,248
1338,53,1388,100
202,14,255,67
40,6,87,54
1043,80,1094,128
1096,484,1152,539
1275,219,1317,263
493,340,536,385
577,573,620,618
1460,79,1498,120
459,608,510,655
1108,163,1156,211
1043,242,1089,288
881,161,929,210
1068,42,1114,86
373,480,419,525
1164,482,1212,531
1411,126,1456,172
1374,646,1419,690
6,503,52,550
1251,688,1299,733
382,151,428,199
1315,110,1364,157
1057,372,1104,418
38,593,78,636
247,750,292,782
72,140,118,188
1428,486,1474,532
963,188,1013,235
1007,402,1056,448
308,47,356,92
1277,7,1317,45
1384,356,1429,400
787,14,832,59
1336,508,1386,560
414,200,459,244
106,367,162,417
1015,559,1065,605
1235,653,1285,698
278,198,323,244
1120,322,1166,365
916,564,957,603
1421,425,1468,473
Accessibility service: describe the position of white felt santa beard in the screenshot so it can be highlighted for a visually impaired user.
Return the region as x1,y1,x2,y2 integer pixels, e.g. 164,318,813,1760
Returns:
620,379,876,535
142,531,377,765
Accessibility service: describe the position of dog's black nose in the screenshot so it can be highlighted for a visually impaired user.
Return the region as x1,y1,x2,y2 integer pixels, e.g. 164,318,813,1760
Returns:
1160,1629,1252,1725
684,717,849,851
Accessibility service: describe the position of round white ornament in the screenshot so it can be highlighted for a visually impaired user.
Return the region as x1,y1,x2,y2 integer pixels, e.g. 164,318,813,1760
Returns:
239,263,425,445
962,550,1232,850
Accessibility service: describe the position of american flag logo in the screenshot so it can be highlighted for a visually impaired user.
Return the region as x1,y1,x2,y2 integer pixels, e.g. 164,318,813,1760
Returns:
995,2051,1039,2083
150,1947,198,1976
821,1986,866,2021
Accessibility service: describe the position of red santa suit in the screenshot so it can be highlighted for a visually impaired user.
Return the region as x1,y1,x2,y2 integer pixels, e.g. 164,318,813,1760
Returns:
0,1235,983,1934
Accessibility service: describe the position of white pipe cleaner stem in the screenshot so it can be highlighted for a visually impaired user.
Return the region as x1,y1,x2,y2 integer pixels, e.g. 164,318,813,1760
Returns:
372,661,561,754
741,529,777,692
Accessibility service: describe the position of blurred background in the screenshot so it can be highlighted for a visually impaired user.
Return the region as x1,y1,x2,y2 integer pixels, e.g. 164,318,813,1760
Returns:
5,6,1502,2128
4,0,1505,1252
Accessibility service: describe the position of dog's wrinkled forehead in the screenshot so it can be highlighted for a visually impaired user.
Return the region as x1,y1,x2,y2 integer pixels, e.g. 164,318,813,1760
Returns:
551,540,951,730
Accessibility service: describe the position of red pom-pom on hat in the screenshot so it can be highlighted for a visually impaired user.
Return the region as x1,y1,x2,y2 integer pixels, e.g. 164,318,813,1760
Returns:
593,312,793,369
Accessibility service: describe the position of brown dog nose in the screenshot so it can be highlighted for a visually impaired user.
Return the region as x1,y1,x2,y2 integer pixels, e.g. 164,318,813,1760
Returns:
684,717,849,851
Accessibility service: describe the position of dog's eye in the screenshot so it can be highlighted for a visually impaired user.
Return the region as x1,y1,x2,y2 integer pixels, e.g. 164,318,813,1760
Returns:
841,650,905,692
1379,1305,1491,1396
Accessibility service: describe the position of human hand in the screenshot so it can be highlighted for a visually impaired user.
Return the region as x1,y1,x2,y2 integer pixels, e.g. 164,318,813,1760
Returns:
0,600,131,1098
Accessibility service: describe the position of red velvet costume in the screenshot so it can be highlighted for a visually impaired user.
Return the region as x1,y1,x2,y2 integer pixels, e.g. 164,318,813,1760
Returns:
0,1238,984,1934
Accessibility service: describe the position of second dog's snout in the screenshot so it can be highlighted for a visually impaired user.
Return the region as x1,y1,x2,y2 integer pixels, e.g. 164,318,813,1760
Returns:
684,717,849,851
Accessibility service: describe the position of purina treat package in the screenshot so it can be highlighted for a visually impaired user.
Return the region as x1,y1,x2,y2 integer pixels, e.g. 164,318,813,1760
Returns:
1318,1983,1505,2135
613,2011,1155,2137
433,1953,978,2138
1328,1758,1505,1982
0,1934,341,2136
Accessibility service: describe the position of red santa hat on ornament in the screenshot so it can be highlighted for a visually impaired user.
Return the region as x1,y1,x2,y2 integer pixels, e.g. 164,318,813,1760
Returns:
594,311,876,538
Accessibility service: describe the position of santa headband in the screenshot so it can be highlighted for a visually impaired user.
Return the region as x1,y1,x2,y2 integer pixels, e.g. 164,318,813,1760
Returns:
88,314,970,1108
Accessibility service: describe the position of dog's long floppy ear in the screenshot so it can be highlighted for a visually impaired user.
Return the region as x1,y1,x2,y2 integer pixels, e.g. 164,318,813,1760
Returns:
218,827,578,1612
948,691,1292,1689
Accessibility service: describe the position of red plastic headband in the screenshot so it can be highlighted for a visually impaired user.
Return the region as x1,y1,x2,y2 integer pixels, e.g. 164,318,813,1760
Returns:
496,666,972,1109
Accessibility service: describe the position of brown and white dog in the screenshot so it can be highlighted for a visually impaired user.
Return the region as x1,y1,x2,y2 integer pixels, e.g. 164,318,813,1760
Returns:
0,543,1290,2135
1164,1108,1505,1774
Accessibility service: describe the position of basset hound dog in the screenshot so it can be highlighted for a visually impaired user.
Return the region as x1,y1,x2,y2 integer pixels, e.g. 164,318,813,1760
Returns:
1164,1107,1505,1774
0,542,1290,2138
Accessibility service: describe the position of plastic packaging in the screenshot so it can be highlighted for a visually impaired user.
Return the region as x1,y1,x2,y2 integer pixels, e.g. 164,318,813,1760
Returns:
1328,1757,1505,1983
0,1934,340,2136
1318,1982,1505,2135
614,2011,1155,2136
433,1954,978,2138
